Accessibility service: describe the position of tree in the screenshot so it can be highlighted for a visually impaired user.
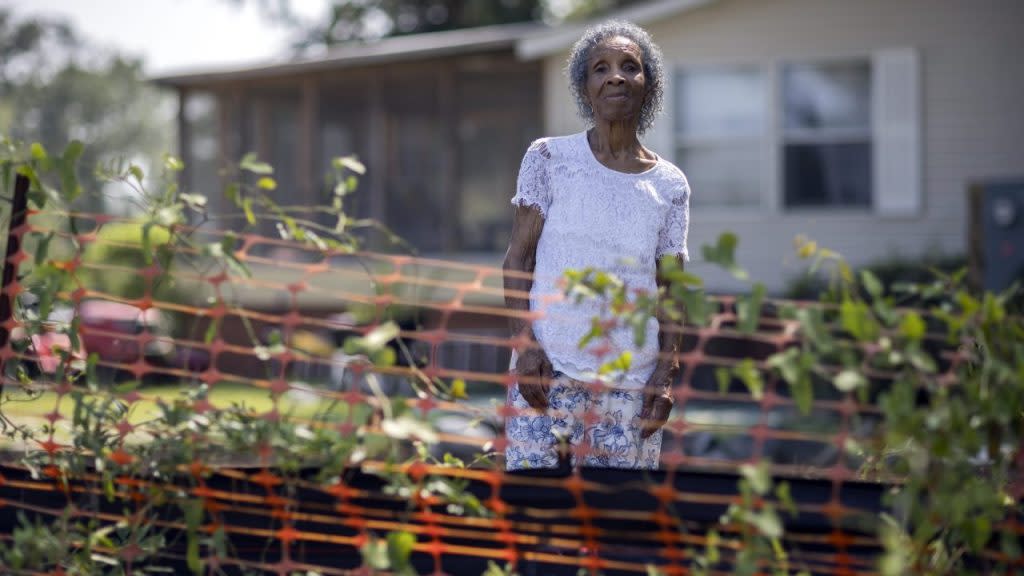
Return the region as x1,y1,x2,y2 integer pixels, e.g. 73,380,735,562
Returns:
235,0,647,51
0,9,172,213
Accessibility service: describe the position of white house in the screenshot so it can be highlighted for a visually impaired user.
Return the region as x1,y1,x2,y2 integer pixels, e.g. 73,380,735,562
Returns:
519,0,1024,292
158,0,1024,295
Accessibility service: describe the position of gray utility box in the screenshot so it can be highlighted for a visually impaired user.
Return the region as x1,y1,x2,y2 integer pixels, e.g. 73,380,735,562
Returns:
969,181,1024,292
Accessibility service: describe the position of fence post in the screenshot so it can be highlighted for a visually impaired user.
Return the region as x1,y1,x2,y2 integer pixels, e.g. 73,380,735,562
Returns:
0,173,30,396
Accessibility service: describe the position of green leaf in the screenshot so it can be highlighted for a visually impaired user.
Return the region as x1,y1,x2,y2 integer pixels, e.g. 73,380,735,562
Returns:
796,237,818,259
451,378,468,399
59,140,84,201
775,481,797,515
768,348,814,414
333,155,366,175
204,318,219,344
256,176,277,190
154,204,182,228
182,498,203,574
599,350,633,374
240,152,273,175
180,192,207,211
966,515,991,552
224,182,240,206
834,370,866,392
242,197,255,225
736,282,765,333
790,374,813,415
360,536,390,570
30,142,47,160
747,508,782,539
701,232,748,280
164,154,185,172
715,367,731,394
381,415,438,444
739,462,771,495
371,346,397,367
68,315,81,353
386,530,416,571
363,322,400,352
860,269,884,299
733,358,763,399
1001,525,1021,560
33,232,54,266
907,348,937,373
680,288,709,326
840,298,879,341
128,164,144,182
578,317,605,350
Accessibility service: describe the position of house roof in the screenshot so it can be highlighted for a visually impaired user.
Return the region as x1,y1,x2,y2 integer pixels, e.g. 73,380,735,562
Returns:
152,20,546,87
152,0,717,87
516,0,717,60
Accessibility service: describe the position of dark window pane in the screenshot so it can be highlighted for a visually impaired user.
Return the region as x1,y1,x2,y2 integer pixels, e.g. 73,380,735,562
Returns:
385,114,445,252
319,84,369,223
383,75,444,253
268,98,299,202
457,65,540,251
784,142,871,208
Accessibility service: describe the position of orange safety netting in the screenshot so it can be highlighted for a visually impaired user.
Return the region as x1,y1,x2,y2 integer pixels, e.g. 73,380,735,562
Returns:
0,206,1020,575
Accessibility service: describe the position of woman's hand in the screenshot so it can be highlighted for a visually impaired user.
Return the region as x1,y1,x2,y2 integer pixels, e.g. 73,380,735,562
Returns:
638,366,675,439
516,347,554,411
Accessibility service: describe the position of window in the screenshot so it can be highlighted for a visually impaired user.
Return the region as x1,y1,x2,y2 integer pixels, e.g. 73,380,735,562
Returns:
675,67,765,208
673,56,907,213
182,92,220,215
457,67,540,252
782,60,872,208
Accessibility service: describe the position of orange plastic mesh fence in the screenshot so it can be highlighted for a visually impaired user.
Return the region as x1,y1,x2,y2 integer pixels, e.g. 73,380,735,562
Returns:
0,208,1020,575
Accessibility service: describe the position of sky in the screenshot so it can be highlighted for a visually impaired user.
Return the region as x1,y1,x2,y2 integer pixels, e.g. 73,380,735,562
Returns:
0,0,330,76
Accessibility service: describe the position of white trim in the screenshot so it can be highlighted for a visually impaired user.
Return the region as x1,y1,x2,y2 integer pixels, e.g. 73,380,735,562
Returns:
765,59,781,213
675,134,763,146
645,57,675,160
516,0,718,60
781,128,871,144
872,48,922,218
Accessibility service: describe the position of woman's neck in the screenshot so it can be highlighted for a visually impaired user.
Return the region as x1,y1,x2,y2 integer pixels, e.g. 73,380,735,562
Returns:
587,123,657,173
588,122,642,159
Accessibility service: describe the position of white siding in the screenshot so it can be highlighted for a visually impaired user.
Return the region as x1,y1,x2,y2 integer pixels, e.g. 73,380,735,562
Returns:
539,0,1024,292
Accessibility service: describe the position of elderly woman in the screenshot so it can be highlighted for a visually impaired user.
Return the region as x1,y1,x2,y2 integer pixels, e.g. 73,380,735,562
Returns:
503,21,691,471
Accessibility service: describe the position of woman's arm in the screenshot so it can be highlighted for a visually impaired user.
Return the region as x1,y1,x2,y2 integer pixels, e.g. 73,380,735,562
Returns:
638,254,686,438
503,204,553,411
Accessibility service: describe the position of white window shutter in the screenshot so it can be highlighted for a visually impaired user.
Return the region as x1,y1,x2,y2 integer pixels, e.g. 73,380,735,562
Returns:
872,48,922,217
645,62,675,161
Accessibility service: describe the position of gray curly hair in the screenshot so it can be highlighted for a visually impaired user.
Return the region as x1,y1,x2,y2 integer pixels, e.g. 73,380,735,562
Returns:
566,20,665,135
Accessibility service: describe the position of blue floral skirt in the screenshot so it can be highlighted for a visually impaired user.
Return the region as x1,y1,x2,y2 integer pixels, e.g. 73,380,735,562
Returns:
504,373,662,471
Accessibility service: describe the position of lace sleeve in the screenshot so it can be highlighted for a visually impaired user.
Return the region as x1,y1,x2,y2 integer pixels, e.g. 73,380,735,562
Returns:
656,182,691,261
510,139,552,217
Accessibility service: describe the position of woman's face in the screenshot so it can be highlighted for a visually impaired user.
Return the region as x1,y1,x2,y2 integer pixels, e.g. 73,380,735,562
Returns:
585,36,647,126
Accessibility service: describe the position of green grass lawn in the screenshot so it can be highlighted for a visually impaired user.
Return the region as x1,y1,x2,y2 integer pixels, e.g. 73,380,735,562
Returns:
0,380,370,448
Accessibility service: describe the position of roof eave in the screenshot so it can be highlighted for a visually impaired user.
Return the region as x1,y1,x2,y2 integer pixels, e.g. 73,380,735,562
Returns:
515,0,717,61
151,21,544,88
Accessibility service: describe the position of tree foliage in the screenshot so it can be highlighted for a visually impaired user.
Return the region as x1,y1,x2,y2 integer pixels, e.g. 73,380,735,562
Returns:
0,8,172,213
236,0,648,50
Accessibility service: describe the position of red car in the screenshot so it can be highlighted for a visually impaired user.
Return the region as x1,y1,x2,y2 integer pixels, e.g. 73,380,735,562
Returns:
76,300,210,379
12,299,208,382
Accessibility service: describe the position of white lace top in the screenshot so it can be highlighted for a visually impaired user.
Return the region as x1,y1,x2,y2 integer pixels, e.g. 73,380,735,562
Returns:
510,131,691,389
